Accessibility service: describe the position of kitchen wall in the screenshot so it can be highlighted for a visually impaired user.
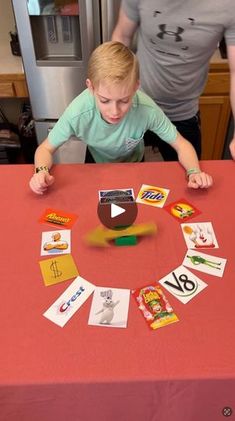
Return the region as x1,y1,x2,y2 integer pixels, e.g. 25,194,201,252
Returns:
0,0,24,125
0,0,15,41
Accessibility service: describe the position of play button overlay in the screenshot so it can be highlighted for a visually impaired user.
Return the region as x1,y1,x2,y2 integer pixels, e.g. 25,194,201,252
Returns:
111,203,125,218
97,191,138,230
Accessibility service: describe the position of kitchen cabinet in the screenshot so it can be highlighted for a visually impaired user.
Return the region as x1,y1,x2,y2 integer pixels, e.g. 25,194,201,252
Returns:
199,56,230,160
0,74,28,98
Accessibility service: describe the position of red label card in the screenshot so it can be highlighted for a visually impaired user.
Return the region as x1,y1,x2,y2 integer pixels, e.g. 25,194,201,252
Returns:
39,208,78,228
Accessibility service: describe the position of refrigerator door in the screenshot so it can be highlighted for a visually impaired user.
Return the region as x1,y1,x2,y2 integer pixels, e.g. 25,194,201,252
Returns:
100,0,137,50
12,0,101,120
34,121,86,163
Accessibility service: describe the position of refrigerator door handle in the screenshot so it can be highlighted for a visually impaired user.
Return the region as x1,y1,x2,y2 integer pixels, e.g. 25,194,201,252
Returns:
84,0,101,54
100,0,121,42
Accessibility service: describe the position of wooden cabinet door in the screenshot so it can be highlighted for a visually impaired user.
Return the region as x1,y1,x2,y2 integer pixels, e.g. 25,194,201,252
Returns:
0,77,28,98
199,95,230,159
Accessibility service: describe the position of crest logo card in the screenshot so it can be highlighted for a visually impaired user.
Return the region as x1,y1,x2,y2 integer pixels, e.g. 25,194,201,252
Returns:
43,276,95,327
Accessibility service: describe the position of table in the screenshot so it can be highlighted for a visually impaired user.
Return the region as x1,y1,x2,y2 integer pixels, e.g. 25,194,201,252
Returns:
1,161,235,421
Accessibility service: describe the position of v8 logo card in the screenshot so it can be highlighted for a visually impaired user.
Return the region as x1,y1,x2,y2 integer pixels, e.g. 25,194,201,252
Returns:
158,265,207,304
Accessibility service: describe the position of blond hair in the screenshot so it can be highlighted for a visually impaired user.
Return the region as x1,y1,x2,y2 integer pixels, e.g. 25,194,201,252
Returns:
87,41,139,89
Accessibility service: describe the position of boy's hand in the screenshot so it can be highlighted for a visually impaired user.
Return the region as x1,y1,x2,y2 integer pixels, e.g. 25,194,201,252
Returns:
29,171,54,195
187,172,213,189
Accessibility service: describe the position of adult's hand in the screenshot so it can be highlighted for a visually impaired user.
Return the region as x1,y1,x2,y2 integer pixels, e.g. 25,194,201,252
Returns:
187,172,213,189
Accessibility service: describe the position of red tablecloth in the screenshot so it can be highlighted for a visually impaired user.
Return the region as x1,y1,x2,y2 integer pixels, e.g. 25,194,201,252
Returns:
1,161,235,421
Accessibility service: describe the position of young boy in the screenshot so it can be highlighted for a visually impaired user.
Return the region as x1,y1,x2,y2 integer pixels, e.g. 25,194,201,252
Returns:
29,41,212,195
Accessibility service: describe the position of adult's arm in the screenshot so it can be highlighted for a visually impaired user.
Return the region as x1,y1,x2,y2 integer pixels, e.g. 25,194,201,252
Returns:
227,44,235,159
171,133,213,189
112,6,138,47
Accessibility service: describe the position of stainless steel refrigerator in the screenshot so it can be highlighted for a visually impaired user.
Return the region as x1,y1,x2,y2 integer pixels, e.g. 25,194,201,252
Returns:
12,0,121,162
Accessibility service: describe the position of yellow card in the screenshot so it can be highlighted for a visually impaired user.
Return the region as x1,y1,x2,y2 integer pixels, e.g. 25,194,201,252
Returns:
136,184,170,208
39,254,79,286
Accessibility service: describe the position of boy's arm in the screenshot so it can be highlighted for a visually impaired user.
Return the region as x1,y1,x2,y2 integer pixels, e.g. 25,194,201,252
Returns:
112,7,138,46
34,137,56,169
29,138,56,195
171,132,213,189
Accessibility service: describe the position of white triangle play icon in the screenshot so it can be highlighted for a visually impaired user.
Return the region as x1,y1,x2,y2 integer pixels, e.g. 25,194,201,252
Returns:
111,203,126,218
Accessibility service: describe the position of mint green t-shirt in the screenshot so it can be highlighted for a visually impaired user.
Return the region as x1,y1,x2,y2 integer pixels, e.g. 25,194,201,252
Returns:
48,89,177,163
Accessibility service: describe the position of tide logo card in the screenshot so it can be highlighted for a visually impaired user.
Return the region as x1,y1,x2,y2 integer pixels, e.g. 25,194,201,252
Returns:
136,184,170,208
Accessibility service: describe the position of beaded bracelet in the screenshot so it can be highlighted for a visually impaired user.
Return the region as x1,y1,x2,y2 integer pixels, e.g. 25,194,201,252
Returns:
186,168,201,177
35,166,49,174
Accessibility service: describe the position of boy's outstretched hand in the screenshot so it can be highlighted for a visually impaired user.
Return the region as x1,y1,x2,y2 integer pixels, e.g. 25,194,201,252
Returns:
29,171,54,195
187,172,213,189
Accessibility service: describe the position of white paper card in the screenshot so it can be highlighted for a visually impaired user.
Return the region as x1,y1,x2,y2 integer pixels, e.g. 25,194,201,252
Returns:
136,184,170,208
158,265,207,303
43,276,95,327
182,250,227,277
181,222,219,249
88,286,130,328
41,229,71,256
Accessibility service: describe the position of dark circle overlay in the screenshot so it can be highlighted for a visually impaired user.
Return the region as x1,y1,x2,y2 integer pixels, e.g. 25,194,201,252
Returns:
97,190,138,230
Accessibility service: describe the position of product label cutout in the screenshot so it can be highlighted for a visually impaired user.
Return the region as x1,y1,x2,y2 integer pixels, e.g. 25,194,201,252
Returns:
164,198,201,221
39,208,78,228
136,184,170,207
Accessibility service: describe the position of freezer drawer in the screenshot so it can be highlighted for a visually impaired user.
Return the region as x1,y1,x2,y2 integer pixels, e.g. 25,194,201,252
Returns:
34,121,86,164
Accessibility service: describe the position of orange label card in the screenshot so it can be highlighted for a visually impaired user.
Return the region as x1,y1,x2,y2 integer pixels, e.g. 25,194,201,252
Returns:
39,208,78,228
164,198,201,221
39,254,79,286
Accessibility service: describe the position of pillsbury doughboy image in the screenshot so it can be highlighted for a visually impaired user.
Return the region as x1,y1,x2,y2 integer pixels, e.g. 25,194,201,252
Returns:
95,289,120,325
